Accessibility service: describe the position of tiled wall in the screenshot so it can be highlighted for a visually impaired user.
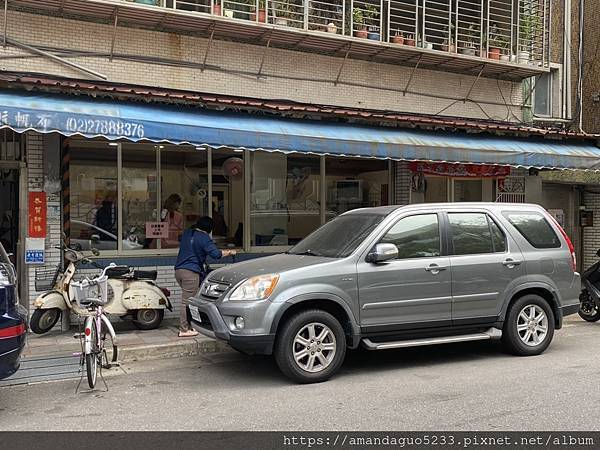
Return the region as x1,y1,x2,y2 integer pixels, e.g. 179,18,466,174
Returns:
1,9,524,121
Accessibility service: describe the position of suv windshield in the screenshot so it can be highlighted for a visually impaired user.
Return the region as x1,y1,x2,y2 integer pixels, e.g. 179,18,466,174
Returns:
288,213,385,258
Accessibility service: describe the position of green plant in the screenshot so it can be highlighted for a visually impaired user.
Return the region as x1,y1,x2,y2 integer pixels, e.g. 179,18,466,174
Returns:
276,0,293,18
352,8,365,27
519,13,542,46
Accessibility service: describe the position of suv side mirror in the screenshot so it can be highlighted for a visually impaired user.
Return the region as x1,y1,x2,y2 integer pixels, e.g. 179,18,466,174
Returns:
90,234,100,244
367,243,398,263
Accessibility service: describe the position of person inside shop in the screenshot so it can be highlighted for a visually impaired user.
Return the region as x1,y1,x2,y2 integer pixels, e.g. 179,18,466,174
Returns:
150,193,184,249
211,201,228,237
175,216,236,337
94,196,116,240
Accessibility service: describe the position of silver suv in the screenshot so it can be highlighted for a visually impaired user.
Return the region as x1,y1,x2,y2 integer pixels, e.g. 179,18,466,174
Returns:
189,203,581,383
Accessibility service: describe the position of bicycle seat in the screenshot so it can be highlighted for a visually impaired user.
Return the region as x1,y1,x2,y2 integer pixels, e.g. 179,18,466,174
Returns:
78,297,107,306
132,269,157,281
105,265,131,278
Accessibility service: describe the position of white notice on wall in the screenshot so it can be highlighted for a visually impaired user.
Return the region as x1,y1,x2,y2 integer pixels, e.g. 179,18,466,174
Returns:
25,238,45,265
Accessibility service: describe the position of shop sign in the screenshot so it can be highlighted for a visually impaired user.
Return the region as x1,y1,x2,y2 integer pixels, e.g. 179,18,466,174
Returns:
25,238,45,265
28,192,47,238
145,222,169,239
409,162,511,178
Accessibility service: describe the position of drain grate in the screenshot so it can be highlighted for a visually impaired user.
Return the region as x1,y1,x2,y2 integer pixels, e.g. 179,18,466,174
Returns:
0,354,81,387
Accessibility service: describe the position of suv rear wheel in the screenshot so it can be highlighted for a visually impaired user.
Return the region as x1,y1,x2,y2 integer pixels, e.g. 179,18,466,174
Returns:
274,309,346,384
502,294,555,356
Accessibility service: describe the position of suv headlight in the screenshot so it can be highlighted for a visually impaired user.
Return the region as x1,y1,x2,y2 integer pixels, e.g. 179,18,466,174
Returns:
229,274,280,301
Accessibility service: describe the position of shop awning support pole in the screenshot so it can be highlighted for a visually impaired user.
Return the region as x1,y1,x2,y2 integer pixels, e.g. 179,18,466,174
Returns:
109,8,119,61
201,23,216,72
403,54,423,96
464,64,486,102
334,43,351,86
5,36,108,80
3,0,7,48
257,30,273,79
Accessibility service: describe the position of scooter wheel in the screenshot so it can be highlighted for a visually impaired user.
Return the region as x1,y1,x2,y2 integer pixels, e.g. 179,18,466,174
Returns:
132,309,164,330
30,308,61,334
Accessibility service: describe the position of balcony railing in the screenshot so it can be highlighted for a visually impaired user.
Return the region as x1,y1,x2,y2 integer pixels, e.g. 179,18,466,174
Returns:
128,0,549,66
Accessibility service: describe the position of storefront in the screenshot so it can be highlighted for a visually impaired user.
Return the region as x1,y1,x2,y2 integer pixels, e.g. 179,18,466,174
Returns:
1,85,600,327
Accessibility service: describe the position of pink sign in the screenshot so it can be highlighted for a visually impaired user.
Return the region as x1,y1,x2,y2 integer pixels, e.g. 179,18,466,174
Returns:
145,222,169,239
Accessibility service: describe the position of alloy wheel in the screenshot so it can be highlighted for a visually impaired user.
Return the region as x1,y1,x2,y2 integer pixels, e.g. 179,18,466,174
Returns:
292,322,337,373
516,304,548,347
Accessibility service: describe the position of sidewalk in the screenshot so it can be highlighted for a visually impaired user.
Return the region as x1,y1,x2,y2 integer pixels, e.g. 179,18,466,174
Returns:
0,318,230,387
23,318,229,362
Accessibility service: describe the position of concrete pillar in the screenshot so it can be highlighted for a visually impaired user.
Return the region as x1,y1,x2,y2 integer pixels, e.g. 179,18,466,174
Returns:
525,174,543,205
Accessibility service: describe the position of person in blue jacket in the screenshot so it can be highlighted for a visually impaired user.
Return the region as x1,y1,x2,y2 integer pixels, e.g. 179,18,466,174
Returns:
175,216,236,337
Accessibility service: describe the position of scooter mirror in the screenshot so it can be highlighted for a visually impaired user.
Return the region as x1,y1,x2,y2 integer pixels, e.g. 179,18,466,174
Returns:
91,248,100,257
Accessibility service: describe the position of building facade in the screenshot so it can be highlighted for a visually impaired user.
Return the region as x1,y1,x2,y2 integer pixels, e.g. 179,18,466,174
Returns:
0,0,598,328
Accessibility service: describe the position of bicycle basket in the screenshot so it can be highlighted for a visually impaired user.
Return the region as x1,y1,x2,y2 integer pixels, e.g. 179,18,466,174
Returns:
34,265,61,291
71,275,109,307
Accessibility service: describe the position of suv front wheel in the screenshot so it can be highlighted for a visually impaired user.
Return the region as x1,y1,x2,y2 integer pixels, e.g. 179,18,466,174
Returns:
502,294,555,356
274,309,346,384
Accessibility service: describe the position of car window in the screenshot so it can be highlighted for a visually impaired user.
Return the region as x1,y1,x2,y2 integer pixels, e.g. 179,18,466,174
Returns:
503,211,561,249
448,213,493,255
288,213,385,258
489,216,507,252
381,214,440,259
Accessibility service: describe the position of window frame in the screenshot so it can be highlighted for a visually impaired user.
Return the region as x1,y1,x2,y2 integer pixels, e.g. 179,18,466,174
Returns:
377,212,445,260
446,211,508,256
68,141,394,256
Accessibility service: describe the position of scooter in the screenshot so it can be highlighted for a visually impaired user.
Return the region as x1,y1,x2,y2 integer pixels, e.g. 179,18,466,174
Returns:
30,242,173,334
579,248,600,322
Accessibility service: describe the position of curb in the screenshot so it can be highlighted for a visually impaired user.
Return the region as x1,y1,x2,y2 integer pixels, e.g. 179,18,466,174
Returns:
118,337,231,363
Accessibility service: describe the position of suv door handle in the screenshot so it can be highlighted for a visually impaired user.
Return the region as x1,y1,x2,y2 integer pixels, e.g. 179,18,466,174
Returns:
425,264,446,274
502,259,522,267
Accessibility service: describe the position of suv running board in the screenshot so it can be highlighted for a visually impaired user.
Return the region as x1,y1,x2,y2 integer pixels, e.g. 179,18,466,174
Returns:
361,327,502,351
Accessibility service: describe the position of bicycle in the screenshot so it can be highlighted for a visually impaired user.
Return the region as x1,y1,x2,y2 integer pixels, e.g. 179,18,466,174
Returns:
70,264,119,390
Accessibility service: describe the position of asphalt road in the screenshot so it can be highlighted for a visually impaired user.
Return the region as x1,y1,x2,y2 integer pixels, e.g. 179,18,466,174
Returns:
1,317,599,431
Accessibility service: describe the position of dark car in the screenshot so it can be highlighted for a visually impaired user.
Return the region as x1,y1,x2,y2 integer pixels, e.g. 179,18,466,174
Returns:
0,242,26,380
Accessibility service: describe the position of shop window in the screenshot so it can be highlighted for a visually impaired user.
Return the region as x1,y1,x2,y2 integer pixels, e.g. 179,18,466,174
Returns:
160,147,209,249
325,157,389,218
121,144,159,250
69,141,118,251
250,152,321,247
212,149,245,248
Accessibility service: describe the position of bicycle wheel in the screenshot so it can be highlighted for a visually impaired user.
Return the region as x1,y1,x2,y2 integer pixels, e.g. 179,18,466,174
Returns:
86,320,99,388
101,320,118,369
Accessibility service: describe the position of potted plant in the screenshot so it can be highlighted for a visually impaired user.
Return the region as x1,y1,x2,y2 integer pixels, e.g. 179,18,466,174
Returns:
441,23,455,52
250,0,267,22
391,30,404,45
212,1,222,16
274,0,292,26
518,13,541,64
459,23,478,56
353,8,368,38
487,23,506,60
404,32,415,47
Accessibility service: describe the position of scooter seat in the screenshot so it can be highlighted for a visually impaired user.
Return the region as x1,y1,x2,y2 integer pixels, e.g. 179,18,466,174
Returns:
105,265,131,278
132,270,157,281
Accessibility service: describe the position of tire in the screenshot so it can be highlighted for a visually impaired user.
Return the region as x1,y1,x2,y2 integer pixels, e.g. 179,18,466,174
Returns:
578,291,600,322
502,294,555,356
30,308,61,334
274,309,346,384
86,320,99,389
132,309,164,330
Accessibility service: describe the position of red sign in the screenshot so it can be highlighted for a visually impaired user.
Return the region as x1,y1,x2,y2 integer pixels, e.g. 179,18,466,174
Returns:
28,192,47,238
409,162,511,178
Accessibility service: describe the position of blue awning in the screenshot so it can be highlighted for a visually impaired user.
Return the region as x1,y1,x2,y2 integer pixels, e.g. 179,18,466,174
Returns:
2,90,600,170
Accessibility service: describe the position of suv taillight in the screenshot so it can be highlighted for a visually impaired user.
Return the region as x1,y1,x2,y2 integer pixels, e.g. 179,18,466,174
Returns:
548,215,576,272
